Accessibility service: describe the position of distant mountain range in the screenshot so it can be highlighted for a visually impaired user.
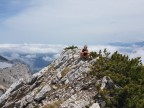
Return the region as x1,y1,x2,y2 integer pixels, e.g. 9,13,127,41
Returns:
0,56,9,62
1,53,56,73
0,55,12,69
109,41,144,47
134,41,144,47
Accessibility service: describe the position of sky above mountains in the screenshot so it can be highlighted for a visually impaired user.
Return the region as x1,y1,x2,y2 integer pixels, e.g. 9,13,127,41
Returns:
0,0,144,44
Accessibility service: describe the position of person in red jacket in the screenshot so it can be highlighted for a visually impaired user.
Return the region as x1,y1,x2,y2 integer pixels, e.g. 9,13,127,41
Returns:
80,45,90,59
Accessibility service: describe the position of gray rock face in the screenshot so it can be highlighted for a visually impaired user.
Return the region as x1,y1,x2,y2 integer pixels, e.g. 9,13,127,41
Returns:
0,63,31,96
101,76,114,90
0,85,6,98
101,76,108,90
0,79,24,106
0,48,114,108
60,91,95,108
90,103,100,108
34,84,51,101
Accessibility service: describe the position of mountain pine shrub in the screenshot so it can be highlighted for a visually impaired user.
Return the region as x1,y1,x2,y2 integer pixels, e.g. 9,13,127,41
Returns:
91,49,144,108
64,45,78,50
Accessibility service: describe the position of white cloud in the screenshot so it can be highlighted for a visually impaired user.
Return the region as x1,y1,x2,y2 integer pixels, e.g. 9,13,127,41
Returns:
53,53,60,59
1,43,143,74
0,43,144,71
10,53,20,59
88,45,119,53
0,0,144,44
25,54,36,59
0,44,65,71
129,48,144,63
42,56,53,62
0,44,65,54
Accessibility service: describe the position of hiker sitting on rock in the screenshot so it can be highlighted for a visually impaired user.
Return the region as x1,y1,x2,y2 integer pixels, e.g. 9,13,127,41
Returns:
80,45,90,59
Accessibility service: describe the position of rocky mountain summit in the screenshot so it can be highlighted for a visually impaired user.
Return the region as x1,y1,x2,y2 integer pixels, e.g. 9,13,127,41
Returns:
0,62,31,97
0,48,119,108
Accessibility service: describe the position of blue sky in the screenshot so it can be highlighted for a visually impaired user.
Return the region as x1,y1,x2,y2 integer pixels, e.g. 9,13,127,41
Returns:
0,0,144,45
0,0,29,18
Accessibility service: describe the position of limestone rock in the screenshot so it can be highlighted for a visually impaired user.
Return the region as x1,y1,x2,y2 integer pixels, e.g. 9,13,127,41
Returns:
101,76,108,90
101,76,114,90
34,84,51,101
0,79,24,106
90,103,100,108
0,62,31,97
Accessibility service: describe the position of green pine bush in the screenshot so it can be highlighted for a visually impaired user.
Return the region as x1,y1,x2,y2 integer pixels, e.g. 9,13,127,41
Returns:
91,49,144,108
64,45,78,50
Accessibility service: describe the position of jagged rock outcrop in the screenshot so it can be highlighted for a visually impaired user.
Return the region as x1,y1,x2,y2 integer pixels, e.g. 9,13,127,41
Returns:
0,63,31,97
0,48,115,108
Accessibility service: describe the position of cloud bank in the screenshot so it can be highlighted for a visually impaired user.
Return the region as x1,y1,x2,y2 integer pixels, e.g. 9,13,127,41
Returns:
0,44,144,72
0,44,66,72
0,44,66,54
0,44,143,61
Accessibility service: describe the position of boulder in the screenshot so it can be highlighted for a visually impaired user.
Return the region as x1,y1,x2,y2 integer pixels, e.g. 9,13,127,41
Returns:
90,103,100,108
0,79,24,105
100,76,108,90
34,84,51,101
